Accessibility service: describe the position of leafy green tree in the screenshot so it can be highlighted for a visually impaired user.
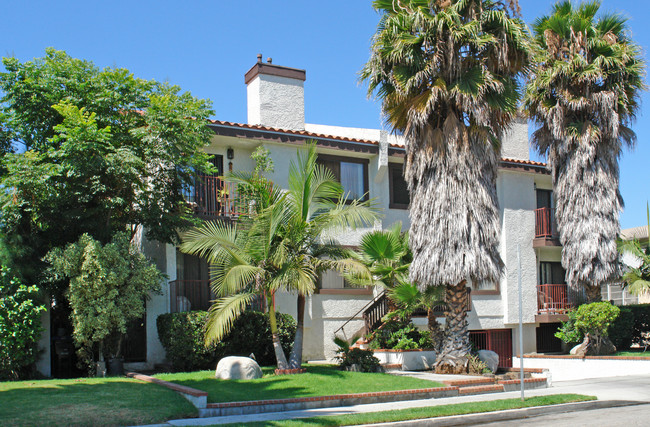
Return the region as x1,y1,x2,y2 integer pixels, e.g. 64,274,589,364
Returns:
0,267,46,380
361,0,531,373
181,144,376,370
525,1,646,302
555,301,620,355
46,233,163,369
0,48,214,287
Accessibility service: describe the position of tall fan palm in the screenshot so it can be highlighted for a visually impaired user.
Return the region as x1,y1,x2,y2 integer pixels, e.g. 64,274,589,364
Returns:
361,0,531,373
525,1,645,302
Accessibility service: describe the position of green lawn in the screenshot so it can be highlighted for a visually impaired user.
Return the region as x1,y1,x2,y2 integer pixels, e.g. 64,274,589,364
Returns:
155,365,446,403
219,394,596,426
0,376,196,427
615,351,650,357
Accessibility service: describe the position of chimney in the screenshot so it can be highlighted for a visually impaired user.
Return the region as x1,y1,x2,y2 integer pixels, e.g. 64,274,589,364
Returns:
245,54,306,130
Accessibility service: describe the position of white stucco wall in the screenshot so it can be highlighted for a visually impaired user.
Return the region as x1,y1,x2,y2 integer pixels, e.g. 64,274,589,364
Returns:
137,236,172,369
498,171,537,325
501,118,529,161
514,356,650,381
247,74,305,130
36,306,51,377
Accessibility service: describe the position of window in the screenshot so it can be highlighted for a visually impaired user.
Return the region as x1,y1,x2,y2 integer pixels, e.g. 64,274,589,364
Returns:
539,262,566,285
536,189,553,209
317,155,369,201
389,163,410,209
315,270,372,295
471,279,499,295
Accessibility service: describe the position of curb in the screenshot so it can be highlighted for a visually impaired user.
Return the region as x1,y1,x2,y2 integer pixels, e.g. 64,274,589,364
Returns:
355,400,645,426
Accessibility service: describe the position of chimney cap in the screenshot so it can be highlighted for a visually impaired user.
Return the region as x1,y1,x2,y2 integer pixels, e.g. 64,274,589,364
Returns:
244,58,306,85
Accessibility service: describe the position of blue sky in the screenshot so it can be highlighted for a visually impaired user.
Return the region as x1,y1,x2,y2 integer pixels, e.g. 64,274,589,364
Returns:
1,0,647,229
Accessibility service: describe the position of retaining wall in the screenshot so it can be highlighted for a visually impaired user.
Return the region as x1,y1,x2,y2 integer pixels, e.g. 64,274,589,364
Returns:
514,354,650,382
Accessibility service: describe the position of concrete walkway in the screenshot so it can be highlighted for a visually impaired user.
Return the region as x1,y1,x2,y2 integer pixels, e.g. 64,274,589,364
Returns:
137,374,650,426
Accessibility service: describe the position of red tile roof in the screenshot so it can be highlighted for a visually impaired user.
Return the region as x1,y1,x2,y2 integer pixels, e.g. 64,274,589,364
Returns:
207,120,549,169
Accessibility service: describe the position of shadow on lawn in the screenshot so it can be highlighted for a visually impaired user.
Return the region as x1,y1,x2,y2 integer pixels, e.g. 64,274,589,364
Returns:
0,378,196,427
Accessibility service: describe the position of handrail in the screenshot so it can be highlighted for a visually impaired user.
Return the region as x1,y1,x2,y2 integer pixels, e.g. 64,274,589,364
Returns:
333,290,386,336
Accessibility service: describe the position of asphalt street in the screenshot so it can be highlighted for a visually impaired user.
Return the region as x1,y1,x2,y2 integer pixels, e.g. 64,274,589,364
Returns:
480,402,650,426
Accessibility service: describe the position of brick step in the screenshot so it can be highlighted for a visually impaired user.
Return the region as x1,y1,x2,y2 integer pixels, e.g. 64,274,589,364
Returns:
458,384,505,395
443,377,496,387
380,363,402,371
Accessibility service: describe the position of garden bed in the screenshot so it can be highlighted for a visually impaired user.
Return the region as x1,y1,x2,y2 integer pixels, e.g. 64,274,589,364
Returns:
153,364,445,403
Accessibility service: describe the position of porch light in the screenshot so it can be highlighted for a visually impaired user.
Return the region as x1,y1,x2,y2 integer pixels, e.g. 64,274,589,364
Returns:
227,147,234,159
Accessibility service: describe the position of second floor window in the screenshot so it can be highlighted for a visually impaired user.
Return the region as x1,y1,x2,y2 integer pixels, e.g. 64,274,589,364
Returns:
317,155,369,201
389,163,410,209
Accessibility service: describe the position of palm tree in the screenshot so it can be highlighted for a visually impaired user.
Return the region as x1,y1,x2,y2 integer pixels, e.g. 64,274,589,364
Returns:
180,189,300,369
361,0,531,373
619,204,650,297
181,143,376,370
525,1,645,302
346,223,444,347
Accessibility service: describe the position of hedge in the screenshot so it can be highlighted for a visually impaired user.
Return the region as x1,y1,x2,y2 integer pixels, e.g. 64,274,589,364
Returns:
157,310,296,372
607,304,650,350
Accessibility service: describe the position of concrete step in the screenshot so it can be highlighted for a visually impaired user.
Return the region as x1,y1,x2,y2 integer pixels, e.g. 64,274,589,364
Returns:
458,384,505,395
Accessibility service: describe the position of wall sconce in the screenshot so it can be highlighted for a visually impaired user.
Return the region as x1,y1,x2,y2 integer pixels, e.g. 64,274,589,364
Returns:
227,147,234,160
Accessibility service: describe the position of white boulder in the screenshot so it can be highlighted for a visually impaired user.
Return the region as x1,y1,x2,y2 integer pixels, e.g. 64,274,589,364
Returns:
478,350,499,373
215,356,262,380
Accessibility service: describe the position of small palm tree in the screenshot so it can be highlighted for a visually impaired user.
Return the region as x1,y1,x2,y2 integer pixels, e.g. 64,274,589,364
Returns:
181,143,377,370
619,204,650,296
362,0,531,373
525,0,645,301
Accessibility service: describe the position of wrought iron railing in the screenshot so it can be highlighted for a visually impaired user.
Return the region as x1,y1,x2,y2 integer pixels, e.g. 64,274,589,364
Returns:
534,207,558,238
183,175,249,218
536,283,586,314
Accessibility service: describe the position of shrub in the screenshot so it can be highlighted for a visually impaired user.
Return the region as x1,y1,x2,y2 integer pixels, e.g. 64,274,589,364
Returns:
333,336,381,372
0,268,46,380
157,310,296,371
367,317,432,350
556,301,620,344
609,308,634,350
624,304,650,346
46,233,163,369
468,354,490,375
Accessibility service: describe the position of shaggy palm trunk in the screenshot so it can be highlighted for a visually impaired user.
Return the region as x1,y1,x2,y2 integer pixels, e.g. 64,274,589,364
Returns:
406,116,503,373
550,140,621,300
586,285,602,303
288,294,305,369
435,281,471,374
427,308,443,352
268,292,289,370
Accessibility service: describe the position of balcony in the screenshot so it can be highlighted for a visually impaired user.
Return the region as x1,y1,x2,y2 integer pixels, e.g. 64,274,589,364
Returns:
534,207,560,247
183,175,249,219
536,283,586,322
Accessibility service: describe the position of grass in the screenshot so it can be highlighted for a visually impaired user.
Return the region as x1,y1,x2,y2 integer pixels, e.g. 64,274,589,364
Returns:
219,394,596,426
0,376,197,427
614,350,650,357
155,365,446,403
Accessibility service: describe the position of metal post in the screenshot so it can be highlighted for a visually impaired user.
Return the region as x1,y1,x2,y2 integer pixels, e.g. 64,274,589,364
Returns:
517,244,524,401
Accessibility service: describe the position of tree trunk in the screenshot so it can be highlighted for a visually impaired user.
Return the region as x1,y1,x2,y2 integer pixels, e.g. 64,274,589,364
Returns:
268,292,289,369
435,281,471,374
586,285,602,303
427,308,443,352
288,294,305,369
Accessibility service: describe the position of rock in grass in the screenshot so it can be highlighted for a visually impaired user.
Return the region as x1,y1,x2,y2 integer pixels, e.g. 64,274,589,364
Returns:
478,350,499,373
215,356,262,380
